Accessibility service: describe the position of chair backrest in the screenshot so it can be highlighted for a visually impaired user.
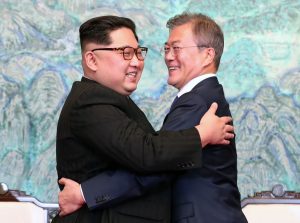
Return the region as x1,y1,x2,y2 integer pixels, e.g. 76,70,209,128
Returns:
241,184,300,223
0,183,59,223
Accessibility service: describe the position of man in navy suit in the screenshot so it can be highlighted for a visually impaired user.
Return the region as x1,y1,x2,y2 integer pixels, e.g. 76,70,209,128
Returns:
160,13,247,222
58,12,247,223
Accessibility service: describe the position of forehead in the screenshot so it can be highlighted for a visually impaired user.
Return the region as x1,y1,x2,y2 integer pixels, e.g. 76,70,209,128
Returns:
166,22,195,45
109,27,139,47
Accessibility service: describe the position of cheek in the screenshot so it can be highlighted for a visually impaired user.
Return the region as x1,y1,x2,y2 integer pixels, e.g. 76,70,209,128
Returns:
140,62,145,71
177,53,189,64
179,56,194,73
113,61,130,74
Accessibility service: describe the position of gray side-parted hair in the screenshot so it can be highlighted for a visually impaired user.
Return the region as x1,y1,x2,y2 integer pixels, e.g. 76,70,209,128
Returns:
167,12,224,70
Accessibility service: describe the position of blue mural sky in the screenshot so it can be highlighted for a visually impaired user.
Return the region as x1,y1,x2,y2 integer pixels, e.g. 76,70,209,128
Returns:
0,0,299,202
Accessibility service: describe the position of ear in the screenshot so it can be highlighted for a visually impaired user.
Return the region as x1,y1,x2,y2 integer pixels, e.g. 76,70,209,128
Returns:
84,51,98,72
203,48,215,67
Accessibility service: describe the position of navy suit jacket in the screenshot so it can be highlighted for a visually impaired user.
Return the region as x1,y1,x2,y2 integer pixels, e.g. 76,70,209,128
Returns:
162,77,247,223
80,77,247,223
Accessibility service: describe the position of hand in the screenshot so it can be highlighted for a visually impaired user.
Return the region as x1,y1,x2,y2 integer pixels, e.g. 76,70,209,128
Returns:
58,178,85,216
195,102,234,147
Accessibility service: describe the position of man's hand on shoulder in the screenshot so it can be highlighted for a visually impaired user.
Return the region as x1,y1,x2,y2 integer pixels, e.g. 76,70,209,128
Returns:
196,102,234,147
58,177,85,216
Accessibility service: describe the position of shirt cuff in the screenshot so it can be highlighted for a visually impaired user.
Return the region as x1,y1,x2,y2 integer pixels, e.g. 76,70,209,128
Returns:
80,184,86,203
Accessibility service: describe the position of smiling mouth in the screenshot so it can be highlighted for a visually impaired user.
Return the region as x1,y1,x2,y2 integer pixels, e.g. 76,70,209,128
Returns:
126,72,137,78
168,66,179,71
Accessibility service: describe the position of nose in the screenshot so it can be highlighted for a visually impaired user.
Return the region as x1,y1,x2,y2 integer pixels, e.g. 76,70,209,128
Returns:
130,53,140,66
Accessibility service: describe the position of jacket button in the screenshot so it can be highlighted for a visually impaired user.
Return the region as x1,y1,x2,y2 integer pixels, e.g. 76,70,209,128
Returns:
95,194,110,203
188,162,194,167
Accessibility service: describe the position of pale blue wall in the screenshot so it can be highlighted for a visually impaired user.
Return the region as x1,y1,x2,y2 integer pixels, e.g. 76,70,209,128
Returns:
0,0,299,202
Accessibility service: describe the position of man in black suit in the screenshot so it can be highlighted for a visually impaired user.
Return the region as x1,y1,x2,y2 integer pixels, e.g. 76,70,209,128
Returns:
53,15,234,223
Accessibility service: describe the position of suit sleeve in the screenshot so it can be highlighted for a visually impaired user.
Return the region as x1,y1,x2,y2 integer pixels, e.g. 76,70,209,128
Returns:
81,170,175,210
70,88,202,173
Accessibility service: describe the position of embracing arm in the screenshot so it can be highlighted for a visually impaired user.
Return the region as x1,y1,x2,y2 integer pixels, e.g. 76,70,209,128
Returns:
59,102,234,215
58,171,174,215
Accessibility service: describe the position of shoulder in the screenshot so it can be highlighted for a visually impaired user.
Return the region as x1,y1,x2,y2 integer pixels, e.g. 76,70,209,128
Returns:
72,81,128,108
178,91,207,108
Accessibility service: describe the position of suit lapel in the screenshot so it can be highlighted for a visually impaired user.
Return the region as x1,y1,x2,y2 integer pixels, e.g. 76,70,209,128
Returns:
127,97,155,133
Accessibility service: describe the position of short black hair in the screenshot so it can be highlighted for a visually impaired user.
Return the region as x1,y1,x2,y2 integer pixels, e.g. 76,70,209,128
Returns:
79,15,138,50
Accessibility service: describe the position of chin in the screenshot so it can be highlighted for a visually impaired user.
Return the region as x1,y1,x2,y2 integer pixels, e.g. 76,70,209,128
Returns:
125,86,137,94
167,79,175,86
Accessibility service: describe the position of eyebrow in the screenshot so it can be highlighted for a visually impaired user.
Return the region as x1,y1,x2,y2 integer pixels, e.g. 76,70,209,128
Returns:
118,45,141,48
117,45,132,48
164,40,181,45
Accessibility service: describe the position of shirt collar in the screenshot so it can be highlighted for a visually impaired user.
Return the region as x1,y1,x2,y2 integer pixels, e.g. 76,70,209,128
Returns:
177,73,216,98
83,75,92,80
